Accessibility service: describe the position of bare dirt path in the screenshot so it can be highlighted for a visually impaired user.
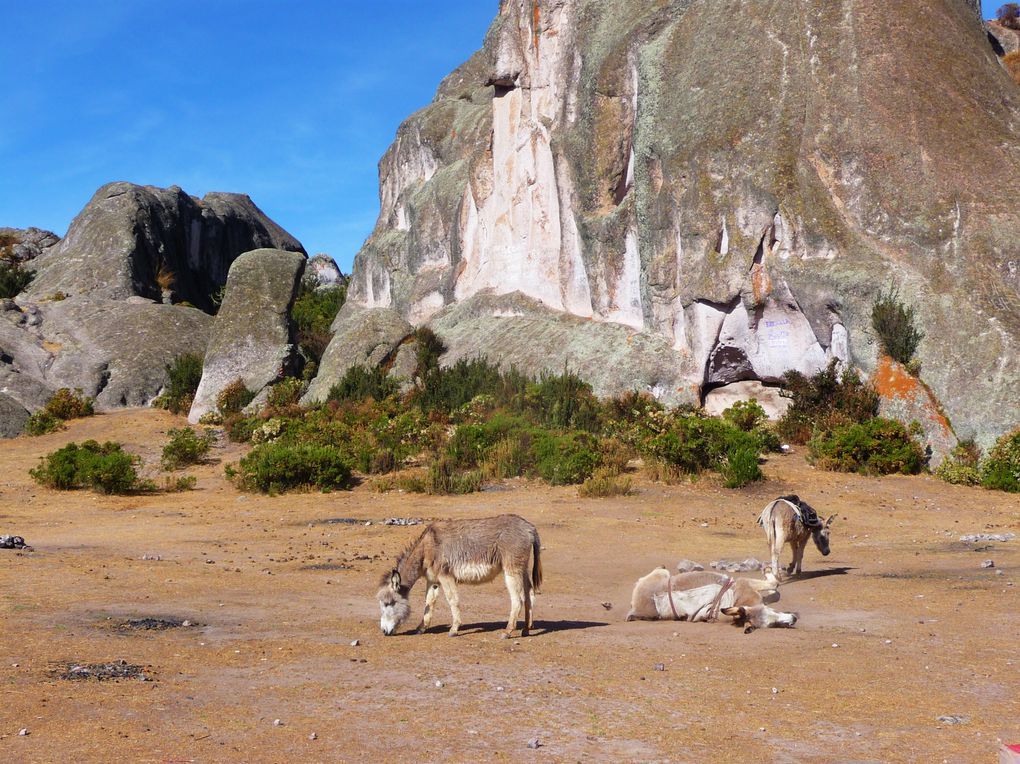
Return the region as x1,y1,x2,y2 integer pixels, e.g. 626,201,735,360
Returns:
1,409,1018,763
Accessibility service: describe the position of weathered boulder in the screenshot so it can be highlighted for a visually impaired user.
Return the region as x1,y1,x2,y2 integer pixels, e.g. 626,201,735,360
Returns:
703,381,792,422
0,392,30,438
0,227,60,264
302,306,411,404
324,0,1020,450
306,254,346,290
1,295,212,410
987,20,1020,55
873,356,957,468
189,249,306,422
25,183,305,311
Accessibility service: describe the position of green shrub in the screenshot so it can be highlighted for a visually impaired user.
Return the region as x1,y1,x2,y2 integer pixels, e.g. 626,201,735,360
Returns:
934,460,982,486
266,378,304,409
446,414,531,469
233,442,354,493
0,261,33,298
872,288,924,366
327,365,399,404
25,411,63,436
216,379,256,416
722,400,767,431
777,361,880,444
163,475,197,492
412,327,446,381
482,434,532,479
424,459,483,495
721,445,764,488
808,418,925,475
579,467,632,498
292,284,346,361
413,357,529,415
522,370,604,432
225,414,260,443
155,354,203,415
161,428,214,470
30,440,140,494
44,388,94,420
981,428,1020,492
645,416,754,476
532,431,602,485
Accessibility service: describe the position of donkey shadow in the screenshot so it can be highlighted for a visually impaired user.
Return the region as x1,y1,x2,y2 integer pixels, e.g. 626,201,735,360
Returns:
411,619,609,637
784,566,855,582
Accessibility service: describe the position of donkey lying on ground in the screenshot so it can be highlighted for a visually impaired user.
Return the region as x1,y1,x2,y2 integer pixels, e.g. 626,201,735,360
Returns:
626,566,796,632
376,514,542,638
758,495,835,578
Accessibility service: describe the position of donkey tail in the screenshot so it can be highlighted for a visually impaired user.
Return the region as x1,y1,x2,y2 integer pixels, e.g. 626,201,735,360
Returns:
531,531,543,595
758,501,777,546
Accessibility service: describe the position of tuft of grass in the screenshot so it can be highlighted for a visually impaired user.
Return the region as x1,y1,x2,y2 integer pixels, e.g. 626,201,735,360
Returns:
721,445,764,488
216,379,255,416
327,365,399,404
579,467,632,497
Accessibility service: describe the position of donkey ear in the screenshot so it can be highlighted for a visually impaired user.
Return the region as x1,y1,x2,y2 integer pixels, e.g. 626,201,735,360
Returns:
721,606,746,619
389,570,401,591
825,514,836,528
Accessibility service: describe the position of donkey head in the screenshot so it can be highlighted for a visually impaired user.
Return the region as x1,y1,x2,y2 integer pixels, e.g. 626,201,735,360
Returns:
811,514,836,556
377,570,412,636
722,604,798,633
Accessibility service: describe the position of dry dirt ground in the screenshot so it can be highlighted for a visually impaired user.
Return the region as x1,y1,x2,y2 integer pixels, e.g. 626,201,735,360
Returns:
1,409,1018,763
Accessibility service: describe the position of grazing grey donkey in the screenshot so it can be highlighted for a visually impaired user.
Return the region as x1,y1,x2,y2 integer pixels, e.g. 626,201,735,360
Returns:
758,495,835,578
377,514,542,638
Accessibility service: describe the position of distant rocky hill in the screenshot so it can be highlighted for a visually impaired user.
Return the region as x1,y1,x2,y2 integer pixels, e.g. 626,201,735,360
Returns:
319,0,1020,450
1,183,306,432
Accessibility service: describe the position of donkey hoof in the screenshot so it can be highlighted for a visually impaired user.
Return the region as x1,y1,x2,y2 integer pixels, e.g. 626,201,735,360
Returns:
521,629,530,638
448,629,459,637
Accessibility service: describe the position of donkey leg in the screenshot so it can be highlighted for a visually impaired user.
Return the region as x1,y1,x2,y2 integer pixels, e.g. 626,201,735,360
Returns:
417,581,441,634
439,576,462,636
772,527,788,577
503,571,524,639
793,538,807,575
523,575,534,637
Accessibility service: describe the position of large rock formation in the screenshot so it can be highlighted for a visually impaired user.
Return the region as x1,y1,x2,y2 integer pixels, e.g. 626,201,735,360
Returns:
25,182,305,312
1,295,212,412
323,0,1020,449
188,249,306,422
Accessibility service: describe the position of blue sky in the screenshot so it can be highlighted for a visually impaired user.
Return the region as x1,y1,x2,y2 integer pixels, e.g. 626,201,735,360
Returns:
0,1,497,272
0,1,1004,272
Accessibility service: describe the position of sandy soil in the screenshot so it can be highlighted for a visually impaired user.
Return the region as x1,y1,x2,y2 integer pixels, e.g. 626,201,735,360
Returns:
1,409,1018,763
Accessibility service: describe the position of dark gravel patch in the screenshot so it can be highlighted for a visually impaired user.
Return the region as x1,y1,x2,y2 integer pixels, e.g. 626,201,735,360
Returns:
56,660,152,682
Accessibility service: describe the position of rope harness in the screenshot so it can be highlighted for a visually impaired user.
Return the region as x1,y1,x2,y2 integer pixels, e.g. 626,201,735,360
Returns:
665,574,735,622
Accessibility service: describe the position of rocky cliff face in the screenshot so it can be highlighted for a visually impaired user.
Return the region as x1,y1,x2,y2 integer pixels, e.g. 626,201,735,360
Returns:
329,0,1020,449
25,183,305,312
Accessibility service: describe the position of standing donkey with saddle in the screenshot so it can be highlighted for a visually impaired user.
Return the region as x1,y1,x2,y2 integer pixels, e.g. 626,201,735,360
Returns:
377,514,542,638
758,495,835,578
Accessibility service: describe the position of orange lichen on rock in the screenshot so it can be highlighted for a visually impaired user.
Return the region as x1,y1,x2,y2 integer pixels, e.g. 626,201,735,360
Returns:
751,263,772,305
873,354,951,432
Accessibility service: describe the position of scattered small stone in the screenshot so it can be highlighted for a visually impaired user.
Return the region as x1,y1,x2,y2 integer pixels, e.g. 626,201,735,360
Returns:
653,663,665,672
759,726,766,732
601,602,612,610
0,535,29,550
831,643,840,648
18,728,29,736
435,680,444,688
981,560,995,569
771,687,778,694
273,719,283,727
527,738,542,749
140,554,162,561
676,559,705,573
995,570,1004,577
309,732,317,741
936,715,968,725
960,533,1015,543
181,620,192,627
699,523,709,528
711,558,764,573
884,640,892,645
383,518,425,526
